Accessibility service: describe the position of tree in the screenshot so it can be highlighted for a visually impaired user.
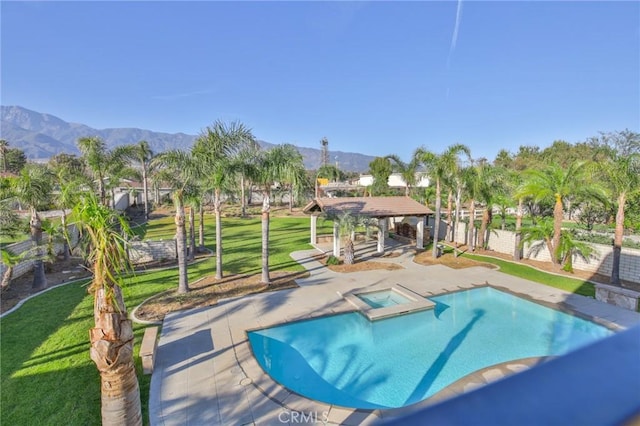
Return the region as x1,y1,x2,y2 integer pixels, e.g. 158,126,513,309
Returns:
476,164,506,249
192,121,257,280
5,148,27,173
516,161,605,268
78,137,110,205
593,132,640,284
10,164,54,289
415,144,471,258
119,141,154,219
328,210,376,265
0,139,8,172
368,157,393,196
152,150,201,293
72,192,142,426
385,154,422,196
252,144,305,284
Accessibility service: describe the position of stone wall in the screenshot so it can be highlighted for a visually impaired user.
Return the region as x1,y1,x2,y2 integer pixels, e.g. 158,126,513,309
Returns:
128,240,177,264
0,225,80,282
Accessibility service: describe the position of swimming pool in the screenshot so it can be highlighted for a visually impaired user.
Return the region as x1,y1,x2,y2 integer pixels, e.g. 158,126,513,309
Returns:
248,287,613,409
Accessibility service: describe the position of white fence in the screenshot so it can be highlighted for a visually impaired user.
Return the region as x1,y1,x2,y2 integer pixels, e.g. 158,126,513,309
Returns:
431,219,640,283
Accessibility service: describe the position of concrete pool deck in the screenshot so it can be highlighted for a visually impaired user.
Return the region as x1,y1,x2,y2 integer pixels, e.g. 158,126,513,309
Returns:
149,242,640,425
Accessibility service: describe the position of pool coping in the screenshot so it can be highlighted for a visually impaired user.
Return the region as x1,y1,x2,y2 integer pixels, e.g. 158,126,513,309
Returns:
149,244,640,426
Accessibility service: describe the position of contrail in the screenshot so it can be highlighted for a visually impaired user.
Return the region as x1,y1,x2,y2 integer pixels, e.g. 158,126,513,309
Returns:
447,0,463,68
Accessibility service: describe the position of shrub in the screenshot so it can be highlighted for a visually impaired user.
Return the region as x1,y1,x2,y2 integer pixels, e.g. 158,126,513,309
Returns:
326,255,341,265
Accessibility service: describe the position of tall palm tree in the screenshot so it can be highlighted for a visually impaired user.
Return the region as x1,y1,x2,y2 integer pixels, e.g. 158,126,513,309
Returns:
77,137,110,205
10,164,54,289
152,150,200,293
516,161,605,268
476,164,506,249
415,144,470,257
192,121,256,279
72,192,142,426
461,164,482,251
595,152,640,284
253,144,306,284
120,141,154,219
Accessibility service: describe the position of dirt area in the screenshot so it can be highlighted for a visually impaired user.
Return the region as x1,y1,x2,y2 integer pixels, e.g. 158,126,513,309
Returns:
135,270,308,323
1,256,93,314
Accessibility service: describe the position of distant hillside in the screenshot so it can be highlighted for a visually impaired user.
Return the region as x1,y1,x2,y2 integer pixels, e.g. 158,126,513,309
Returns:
0,105,376,172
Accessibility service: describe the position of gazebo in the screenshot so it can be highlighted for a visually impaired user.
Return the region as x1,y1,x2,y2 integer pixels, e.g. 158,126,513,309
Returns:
302,196,434,257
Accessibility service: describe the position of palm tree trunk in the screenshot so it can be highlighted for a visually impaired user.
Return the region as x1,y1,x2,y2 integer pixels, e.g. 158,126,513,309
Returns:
198,204,205,251
454,185,462,250
468,199,476,251
1,266,13,292
188,207,195,261
61,212,70,261
446,191,453,242
289,186,293,213
344,238,355,265
240,175,246,217
90,286,142,426
142,166,149,219
514,198,523,261
432,179,442,258
552,195,563,266
478,208,491,249
214,190,223,280
611,193,625,285
174,196,189,293
30,211,46,290
261,190,271,284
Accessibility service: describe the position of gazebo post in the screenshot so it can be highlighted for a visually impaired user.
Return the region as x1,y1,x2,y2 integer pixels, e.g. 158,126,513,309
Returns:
377,218,386,253
333,222,340,257
416,217,424,249
310,214,318,244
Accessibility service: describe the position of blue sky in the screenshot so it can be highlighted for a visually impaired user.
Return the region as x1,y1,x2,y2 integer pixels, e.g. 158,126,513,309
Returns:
2,1,638,163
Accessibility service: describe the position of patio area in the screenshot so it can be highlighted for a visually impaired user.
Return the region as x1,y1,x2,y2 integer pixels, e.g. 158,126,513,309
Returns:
148,242,640,425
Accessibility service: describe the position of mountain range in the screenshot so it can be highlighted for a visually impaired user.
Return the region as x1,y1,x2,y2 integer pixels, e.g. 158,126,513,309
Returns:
0,105,376,172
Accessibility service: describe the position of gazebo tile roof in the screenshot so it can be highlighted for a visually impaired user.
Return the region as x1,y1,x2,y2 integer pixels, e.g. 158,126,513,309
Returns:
302,196,433,218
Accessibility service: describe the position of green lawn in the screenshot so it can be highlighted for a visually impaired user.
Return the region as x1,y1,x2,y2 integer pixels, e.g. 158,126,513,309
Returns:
0,215,331,425
460,251,595,297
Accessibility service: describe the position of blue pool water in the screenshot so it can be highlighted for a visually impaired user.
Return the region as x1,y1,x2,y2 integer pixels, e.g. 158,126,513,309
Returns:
248,287,613,409
357,289,411,308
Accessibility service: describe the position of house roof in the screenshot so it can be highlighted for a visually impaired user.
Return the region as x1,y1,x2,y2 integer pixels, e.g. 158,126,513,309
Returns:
302,196,434,218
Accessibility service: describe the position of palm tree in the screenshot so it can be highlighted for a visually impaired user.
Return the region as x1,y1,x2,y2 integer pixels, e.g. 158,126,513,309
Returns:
415,144,470,257
385,154,422,196
72,192,142,426
476,164,506,249
595,151,640,284
329,210,376,264
77,137,110,205
192,121,257,279
516,161,605,268
10,164,54,289
120,141,154,219
253,144,306,284
152,150,200,293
